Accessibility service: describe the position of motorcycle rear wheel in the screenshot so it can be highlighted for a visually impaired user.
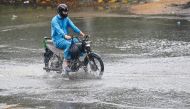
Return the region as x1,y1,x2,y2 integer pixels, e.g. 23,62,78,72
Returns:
45,54,63,74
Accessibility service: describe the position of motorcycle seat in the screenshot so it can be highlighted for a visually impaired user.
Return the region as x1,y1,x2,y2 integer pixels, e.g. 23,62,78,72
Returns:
46,39,64,57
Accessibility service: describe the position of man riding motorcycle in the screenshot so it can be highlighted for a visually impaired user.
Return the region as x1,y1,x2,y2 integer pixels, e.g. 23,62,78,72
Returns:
51,4,85,75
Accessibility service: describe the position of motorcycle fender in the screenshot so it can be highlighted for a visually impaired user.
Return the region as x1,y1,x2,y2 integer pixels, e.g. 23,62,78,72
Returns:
88,52,101,58
84,52,101,65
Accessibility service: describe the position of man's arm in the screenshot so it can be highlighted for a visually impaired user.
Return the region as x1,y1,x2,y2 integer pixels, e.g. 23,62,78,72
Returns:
52,18,73,39
67,18,85,37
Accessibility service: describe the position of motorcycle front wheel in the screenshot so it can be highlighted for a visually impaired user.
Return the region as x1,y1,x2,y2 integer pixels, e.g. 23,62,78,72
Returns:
84,53,104,79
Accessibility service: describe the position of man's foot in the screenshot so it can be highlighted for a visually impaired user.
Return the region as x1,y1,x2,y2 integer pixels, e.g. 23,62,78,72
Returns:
64,66,71,72
61,66,71,77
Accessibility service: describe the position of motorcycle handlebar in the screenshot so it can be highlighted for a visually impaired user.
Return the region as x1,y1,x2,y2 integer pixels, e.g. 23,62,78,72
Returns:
71,34,89,41
84,34,89,40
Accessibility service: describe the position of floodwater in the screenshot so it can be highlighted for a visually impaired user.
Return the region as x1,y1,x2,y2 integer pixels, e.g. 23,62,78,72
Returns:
1,12,190,109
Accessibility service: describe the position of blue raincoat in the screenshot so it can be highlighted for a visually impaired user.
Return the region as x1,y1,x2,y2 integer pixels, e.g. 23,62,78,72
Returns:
51,15,81,60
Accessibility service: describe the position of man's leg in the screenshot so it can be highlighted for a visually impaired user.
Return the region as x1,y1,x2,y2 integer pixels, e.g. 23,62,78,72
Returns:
63,38,80,74
63,40,72,74
73,37,79,43
57,39,72,74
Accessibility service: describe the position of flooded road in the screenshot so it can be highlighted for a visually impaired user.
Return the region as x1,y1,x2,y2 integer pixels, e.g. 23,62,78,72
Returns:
1,14,190,109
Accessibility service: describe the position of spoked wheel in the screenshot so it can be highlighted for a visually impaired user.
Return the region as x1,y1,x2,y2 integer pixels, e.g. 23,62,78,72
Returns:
85,53,104,79
45,54,63,74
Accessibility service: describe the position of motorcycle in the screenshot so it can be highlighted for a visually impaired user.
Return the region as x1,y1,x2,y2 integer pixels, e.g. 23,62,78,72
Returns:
43,35,104,79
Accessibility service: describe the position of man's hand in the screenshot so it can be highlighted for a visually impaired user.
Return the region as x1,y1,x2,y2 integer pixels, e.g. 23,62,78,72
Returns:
65,35,72,39
80,32,85,37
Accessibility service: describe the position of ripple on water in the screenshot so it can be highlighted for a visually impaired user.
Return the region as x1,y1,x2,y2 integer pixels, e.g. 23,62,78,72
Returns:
95,38,190,57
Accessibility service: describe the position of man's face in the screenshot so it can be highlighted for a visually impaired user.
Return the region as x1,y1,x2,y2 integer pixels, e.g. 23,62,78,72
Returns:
62,11,68,15
60,10,68,18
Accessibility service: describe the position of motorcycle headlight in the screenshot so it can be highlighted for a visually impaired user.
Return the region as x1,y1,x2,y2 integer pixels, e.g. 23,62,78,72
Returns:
85,41,91,47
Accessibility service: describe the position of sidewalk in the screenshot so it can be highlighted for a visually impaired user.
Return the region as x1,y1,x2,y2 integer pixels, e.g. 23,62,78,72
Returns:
129,0,190,15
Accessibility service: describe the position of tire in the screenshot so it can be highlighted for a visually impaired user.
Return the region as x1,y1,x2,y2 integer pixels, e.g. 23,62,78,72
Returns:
44,48,53,72
84,53,104,79
44,49,62,73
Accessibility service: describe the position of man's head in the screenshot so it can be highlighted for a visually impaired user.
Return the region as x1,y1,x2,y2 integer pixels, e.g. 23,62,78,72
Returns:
57,4,68,18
